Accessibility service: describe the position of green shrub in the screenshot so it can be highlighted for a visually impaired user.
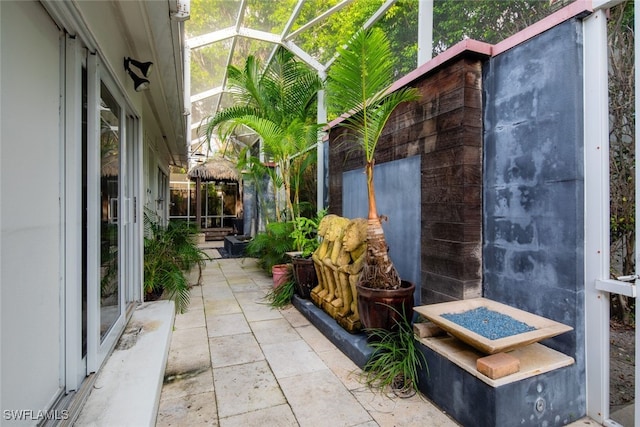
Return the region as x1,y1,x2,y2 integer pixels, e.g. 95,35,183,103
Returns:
245,221,295,274
290,209,326,257
143,214,210,313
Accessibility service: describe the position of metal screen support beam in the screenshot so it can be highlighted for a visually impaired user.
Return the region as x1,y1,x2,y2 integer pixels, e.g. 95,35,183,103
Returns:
635,2,639,424
583,8,612,425
418,0,433,66
317,85,327,212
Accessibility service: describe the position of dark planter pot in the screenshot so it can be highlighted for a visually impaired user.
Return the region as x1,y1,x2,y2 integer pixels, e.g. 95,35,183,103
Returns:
357,280,416,332
291,257,318,299
232,218,244,235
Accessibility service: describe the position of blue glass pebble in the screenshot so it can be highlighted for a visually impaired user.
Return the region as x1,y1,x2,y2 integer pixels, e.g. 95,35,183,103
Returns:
441,307,535,340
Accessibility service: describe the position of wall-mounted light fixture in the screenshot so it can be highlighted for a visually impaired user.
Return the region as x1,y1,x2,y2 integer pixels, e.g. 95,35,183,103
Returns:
124,57,153,92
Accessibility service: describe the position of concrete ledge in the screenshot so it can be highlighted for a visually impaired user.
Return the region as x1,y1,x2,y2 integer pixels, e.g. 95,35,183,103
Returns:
76,301,175,427
292,295,372,368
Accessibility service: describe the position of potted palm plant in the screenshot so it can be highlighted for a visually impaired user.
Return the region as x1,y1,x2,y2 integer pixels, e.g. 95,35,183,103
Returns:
326,27,420,331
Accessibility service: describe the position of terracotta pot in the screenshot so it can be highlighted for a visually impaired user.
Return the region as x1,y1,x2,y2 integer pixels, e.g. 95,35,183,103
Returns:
356,280,416,332
272,264,290,288
291,256,317,299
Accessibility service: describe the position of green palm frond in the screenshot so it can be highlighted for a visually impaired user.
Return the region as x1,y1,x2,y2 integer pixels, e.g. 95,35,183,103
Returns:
143,212,211,313
201,46,323,222
227,56,265,109
327,28,420,163
203,105,261,141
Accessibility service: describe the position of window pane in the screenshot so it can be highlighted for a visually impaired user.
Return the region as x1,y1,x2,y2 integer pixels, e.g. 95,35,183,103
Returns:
99,82,120,340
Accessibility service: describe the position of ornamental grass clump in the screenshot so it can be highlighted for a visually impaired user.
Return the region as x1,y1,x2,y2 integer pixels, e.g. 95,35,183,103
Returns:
362,305,427,397
264,265,295,308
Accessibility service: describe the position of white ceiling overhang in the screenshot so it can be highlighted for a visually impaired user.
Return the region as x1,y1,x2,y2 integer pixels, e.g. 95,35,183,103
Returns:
42,0,189,166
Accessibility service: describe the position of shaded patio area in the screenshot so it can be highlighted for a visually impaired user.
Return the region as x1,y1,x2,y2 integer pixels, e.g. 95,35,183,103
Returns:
154,243,597,427
156,244,458,426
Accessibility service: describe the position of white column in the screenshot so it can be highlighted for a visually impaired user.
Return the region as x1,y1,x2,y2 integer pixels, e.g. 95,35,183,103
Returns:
184,46,192,156
418,0,433,66
317,83,327,212
583,9,611,424
635,3,639,425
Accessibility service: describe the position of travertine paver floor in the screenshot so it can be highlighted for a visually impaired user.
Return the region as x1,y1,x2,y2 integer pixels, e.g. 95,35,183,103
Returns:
155,248,460,427
156,244,600,427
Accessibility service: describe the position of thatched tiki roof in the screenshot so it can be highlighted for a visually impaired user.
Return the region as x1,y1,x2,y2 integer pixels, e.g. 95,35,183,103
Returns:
187,158,239,182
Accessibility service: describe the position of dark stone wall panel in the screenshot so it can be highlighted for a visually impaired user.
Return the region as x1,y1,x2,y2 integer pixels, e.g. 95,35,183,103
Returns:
482,18,584,397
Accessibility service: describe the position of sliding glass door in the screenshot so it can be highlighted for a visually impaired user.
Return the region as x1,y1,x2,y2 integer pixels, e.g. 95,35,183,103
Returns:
99,82,121,340
89,61,140,372
65,50,141,382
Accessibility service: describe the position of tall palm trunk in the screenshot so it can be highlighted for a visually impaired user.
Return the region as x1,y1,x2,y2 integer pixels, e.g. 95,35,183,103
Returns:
358,160,401,290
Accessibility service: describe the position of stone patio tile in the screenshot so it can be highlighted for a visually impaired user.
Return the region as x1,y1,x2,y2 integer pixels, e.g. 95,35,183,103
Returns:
218,268,245,277
261,339,327,379
209,333,264,368
213,360,286,419
202,285,234,300
164,327,211,376
206,312,251,337
200,266,225,276
203,298,242,316
250,318,301,345
219,404,298,427
279,370,373,427
156,391,218,427
294,323,339,354
280,305,311,328
173,305,206,330
160,367,214,401
227,280,263,293
202,248,220,259
200,270,229,281
201,276,231,285
235,291,283,322
187,270,206,286
316,348,363,391
352,387,458,427
224,274,254,284
188,284,204,301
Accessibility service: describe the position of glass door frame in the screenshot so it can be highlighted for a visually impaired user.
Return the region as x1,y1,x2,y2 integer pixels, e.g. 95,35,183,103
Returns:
63,34,87,392
85,53,139,374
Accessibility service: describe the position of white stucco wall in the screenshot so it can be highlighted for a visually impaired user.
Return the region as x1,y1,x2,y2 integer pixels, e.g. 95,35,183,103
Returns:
1,0,63,419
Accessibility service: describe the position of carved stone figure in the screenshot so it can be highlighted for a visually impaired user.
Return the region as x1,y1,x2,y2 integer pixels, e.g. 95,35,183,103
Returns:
321,217,351,313
310,214,337,306
336,218,367,331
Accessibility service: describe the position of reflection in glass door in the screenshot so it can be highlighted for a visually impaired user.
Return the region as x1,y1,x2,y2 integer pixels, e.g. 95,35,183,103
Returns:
99,83,120,340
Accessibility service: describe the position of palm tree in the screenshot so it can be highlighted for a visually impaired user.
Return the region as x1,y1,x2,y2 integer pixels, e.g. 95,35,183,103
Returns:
326,27,420,290
204,48,323,223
